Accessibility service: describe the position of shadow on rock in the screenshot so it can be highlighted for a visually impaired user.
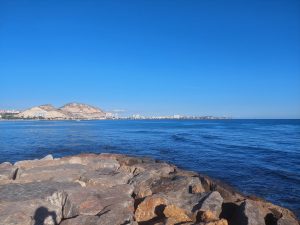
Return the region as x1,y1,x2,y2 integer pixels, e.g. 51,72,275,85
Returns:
33,207,58,225
220,202,239,225
138,204,166,225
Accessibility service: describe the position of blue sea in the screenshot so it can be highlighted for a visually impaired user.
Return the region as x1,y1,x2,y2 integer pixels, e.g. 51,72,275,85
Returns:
0,119,299,217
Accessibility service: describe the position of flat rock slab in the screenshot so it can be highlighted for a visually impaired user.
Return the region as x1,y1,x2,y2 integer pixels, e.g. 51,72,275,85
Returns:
0,153,298,225
63,184,134,218
80,168,133,187
17,164,88,182
0,181,79,202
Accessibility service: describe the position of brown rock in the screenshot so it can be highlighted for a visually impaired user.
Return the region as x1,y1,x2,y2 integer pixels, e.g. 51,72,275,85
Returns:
14,158,63,169
150,175,204,195
199,174,244,203
154,218,196,225
200,219,228,225
64,184,134,218
258,202,299,225
231,199,265,225
196,191,224,220
277,216,299,225
95,202,134,225
0,200,62,225
16,164,87,182
0,181,79,225
137,190,209,224
80,168,133,188
119,156,175,177
0,166,15,181
61,201,135,225
192,182,205,194
130,171,159,198
125,159,176,199
200,210,219,222
135,194,168,222
60,215,99,225
163,204,193,223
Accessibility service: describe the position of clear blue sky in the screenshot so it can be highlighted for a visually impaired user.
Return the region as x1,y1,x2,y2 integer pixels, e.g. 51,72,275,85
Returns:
0,0,299,118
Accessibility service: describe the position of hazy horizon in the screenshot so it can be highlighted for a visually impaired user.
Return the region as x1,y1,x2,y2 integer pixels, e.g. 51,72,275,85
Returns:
2,101,300,119
1,0,299,119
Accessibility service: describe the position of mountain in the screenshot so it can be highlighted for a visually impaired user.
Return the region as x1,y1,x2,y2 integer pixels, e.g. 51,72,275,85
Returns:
17,104,68,119
17,103,107,120
60,103,106,119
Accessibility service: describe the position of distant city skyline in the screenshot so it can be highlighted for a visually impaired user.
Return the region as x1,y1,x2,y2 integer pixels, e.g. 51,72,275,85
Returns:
1,0,299,119
0,103,229,119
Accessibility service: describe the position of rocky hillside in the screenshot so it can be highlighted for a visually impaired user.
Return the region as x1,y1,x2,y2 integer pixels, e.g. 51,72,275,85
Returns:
0,154,298,225
17,103,106,120
60,103,106,119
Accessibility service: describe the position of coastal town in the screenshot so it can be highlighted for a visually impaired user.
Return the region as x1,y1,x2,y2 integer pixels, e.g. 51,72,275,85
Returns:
0,103,229,120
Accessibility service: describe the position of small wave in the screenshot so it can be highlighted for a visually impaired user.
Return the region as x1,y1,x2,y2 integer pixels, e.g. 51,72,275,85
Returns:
201,134,221,140
171,134,190,142
265,168,300,183
153,147,175,155
222,144,275,153
133,130,152,134
101,145,119,150
130,130,165,134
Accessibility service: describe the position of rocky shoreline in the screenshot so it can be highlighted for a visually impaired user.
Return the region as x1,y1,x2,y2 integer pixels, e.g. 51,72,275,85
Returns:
0,154,298,225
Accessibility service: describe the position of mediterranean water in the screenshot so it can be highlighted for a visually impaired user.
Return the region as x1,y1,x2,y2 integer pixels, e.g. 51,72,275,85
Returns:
0,119,299,217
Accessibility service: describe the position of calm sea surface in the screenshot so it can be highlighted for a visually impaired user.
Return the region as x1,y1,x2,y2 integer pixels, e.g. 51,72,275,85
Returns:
0,119,299,217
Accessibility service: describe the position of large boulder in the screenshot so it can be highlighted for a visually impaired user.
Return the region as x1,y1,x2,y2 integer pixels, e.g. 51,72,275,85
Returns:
231,200,266,225
63,184,134,218
134,190,221,224
277,216,299,225
134,194,168,222
163,204,194,223
16,164,87,183
79,168,133,188
150,175,205,195
0,163,16,181
196,191,224,221
0,181,79,225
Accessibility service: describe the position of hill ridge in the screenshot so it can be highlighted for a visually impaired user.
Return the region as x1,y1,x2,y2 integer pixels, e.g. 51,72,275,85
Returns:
17,102,107,120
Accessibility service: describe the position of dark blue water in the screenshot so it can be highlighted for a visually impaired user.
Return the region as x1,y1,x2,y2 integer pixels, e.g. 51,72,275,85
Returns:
0,120,299,217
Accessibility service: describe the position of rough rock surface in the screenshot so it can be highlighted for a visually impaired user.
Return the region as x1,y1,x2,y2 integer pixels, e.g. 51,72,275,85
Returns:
0,154,298,225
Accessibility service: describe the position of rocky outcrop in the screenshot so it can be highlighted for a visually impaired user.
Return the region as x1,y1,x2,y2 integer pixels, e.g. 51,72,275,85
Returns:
0,154,298,225
17,105,68,119
59,103,106,119
16,103,107,120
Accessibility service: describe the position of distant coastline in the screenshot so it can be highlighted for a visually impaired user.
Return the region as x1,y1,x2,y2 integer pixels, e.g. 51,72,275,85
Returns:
0,117,231,121
0,102,230,121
